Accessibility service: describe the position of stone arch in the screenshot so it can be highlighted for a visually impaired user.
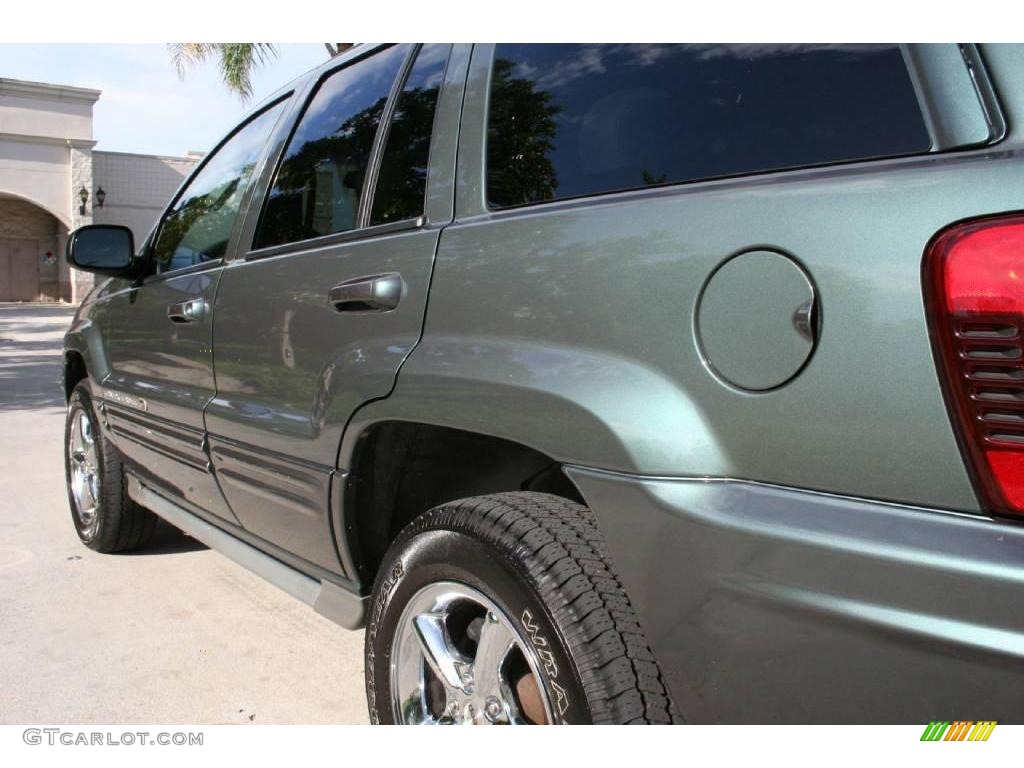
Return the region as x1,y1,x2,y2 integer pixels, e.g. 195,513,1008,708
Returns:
0,188,71,230
0,191,71,302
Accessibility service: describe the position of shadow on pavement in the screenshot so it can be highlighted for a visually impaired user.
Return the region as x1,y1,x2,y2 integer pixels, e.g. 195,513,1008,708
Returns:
0,303,75,413
122,520,209,556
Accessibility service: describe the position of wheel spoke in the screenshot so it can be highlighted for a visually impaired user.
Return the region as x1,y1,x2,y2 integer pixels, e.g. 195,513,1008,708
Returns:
472,613,515,698
68,406,101,525
80,413,94,446
412,612,471,693
70,414,83,456
390,583,554,725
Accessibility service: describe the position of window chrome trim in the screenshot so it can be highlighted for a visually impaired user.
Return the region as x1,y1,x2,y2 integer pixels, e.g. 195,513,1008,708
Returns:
901,44,1006,151
243,216,425,262
960,44,1008,145
458,146,994,227
140,258,225,285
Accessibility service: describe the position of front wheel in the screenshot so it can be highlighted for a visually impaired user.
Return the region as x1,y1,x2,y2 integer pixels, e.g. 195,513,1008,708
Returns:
65,381,157,553
364,492,678,724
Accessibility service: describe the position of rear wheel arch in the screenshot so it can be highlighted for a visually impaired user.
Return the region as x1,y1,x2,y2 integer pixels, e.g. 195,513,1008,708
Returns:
341,420,586,589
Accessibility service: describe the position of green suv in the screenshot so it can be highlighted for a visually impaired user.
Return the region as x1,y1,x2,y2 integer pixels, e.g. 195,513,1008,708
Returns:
62,44,1024,724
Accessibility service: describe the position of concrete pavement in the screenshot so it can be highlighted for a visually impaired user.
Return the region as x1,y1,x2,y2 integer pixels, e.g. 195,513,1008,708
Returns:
0,303,368,724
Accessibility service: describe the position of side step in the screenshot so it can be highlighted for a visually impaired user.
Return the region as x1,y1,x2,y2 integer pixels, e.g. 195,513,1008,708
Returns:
127,474,366,630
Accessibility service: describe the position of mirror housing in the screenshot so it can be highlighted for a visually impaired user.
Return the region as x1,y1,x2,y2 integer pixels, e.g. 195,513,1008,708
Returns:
66,225,137,277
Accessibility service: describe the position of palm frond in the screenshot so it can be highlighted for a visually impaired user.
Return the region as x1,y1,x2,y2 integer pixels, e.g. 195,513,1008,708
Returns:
219,43,277,100
168,43,278,101
168,43,215,77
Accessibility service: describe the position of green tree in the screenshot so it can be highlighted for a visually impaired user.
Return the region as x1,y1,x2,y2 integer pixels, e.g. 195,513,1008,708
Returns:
169,43,353,100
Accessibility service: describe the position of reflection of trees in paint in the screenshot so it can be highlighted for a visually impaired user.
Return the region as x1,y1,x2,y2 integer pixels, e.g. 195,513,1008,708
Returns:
486,58,561,208
259,77,445,242
257,97,389,247
371,83,443,224
153,173,249,270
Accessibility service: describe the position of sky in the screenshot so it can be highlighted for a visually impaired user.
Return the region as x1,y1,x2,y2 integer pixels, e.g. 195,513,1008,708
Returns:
0,44,328,156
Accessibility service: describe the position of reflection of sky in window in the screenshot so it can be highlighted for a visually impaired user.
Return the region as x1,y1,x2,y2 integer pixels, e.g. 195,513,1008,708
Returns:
493,44,928,204
177,102,284,210
411,43,451,89
286,45,411,159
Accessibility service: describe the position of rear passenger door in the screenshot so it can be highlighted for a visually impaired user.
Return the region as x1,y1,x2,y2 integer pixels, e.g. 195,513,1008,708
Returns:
206,44,462,575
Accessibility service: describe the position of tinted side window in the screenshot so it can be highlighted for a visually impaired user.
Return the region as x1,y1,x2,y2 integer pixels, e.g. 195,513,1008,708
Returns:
153,101,284,272
255,45,411,249
369,44,450,225
487,44,931,208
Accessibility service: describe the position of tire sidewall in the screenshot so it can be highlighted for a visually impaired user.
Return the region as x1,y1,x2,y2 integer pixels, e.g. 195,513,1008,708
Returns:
366,527,590,725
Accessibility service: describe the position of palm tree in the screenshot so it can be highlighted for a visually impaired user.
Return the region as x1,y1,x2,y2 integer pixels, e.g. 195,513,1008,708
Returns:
169,43,353,100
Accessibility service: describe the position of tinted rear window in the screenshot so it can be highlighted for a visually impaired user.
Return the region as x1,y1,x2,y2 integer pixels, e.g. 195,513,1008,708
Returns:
487,44,930,208
370,44,450,225
254,45,410,249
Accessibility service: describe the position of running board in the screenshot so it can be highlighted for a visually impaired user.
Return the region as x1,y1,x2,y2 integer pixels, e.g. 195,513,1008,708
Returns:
127,474,366,630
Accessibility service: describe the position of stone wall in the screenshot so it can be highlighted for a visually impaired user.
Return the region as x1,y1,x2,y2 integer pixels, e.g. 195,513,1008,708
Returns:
0,78,201,303
0,196,62,300
69,144,94,300
92,151,197,247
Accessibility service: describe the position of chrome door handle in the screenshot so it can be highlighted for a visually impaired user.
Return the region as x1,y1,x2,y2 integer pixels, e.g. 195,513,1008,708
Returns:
329,273,404,313
167,297,208,323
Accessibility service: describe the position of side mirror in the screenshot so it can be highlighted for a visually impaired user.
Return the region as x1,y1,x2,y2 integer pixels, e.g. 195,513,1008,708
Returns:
67,225,136,276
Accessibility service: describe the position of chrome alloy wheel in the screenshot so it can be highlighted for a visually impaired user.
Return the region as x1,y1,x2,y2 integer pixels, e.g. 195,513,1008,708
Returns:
68,405,101,528
391,581,554,725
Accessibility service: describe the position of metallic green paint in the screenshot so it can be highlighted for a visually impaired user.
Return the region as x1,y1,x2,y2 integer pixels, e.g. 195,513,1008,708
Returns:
696,249,816,391
62,43,1024,724
570,465,1024,722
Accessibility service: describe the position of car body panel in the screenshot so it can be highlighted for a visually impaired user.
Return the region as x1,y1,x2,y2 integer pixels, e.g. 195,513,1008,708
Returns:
374,43,1024,512
78,267,239,523
90,269,220,431
569,466,1024,723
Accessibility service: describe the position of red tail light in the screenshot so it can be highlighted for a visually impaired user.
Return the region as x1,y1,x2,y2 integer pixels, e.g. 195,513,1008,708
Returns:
925,214,1024,515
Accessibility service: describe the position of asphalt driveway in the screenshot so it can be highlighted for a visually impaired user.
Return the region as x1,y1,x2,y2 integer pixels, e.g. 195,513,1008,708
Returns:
0,303,368,724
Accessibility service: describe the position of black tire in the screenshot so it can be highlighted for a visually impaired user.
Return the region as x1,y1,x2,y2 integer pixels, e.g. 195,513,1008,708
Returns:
365,491,679,724
65,381,157,553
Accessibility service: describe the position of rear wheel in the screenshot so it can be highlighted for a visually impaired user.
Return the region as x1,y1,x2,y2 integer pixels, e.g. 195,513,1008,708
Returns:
65,382,157,553
364,492,678,724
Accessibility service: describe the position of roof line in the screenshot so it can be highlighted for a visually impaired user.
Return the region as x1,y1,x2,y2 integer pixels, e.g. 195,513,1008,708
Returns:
0,77,100,103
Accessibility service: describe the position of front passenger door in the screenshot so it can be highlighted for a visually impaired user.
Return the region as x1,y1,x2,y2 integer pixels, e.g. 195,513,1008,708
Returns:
94,100,287,522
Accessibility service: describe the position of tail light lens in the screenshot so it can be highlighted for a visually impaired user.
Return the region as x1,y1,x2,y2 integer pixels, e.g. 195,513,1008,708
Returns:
925,214,1024,515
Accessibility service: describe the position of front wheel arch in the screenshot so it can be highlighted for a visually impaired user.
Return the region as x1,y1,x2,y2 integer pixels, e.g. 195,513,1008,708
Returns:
63,350,88,402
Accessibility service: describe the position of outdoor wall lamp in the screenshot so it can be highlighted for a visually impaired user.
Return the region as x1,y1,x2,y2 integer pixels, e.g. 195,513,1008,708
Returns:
95,187,106,208
78,186,88,215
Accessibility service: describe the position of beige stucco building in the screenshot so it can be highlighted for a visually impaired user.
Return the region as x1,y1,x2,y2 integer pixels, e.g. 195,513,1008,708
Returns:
0,78,200,302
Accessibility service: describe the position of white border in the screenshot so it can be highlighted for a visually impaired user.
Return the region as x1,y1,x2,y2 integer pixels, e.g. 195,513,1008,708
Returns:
2,0,1022,43
1,724,1020,768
